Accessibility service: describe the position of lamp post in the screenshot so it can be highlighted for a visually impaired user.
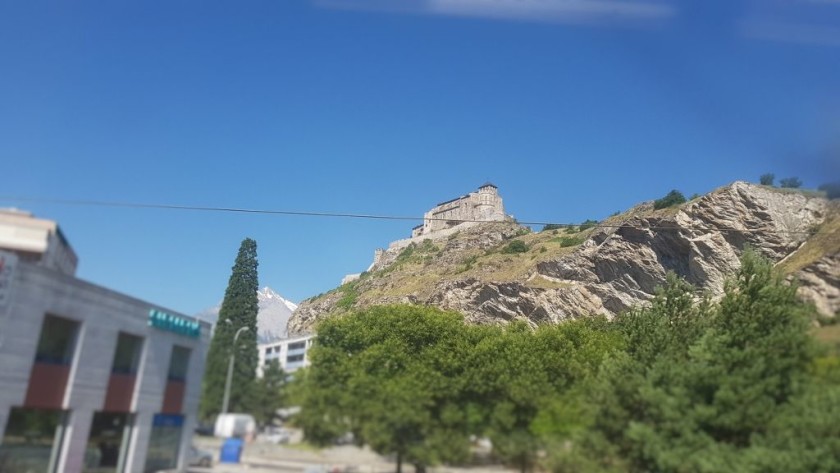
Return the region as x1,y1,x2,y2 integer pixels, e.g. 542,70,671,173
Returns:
222,325,249,414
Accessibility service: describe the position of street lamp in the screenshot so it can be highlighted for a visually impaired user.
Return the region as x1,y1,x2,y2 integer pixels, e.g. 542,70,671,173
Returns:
222,324,249,414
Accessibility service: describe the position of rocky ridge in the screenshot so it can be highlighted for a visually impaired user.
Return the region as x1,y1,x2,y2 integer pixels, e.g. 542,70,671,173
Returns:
288,182,839,333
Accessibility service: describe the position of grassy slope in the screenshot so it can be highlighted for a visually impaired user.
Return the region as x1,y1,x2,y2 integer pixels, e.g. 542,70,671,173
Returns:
776,204,840,275
309,187,835,316
356,226,591,303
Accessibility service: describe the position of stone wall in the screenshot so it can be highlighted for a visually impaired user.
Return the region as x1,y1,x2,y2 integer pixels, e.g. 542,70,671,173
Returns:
415,184,506,237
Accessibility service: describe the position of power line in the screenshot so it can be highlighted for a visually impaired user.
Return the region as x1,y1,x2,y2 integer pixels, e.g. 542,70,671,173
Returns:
0,195,823,235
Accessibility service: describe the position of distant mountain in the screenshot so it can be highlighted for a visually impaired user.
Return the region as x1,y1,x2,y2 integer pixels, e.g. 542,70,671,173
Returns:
196,287,298,343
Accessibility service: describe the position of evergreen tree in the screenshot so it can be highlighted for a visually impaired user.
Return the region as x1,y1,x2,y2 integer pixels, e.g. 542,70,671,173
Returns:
253,360,287,427
199,238,259,421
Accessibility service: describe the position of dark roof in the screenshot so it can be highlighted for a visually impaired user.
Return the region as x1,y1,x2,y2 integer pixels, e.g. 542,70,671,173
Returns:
435,194,469,207
479,182,497,189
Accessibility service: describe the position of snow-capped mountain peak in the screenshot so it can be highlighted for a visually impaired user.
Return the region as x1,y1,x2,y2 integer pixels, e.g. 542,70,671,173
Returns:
259,286,298,312
196,286,297,343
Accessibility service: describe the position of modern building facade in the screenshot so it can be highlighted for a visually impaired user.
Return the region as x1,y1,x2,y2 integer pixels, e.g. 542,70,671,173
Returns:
257,333,315,377
0,208,78,276
0,212,211,473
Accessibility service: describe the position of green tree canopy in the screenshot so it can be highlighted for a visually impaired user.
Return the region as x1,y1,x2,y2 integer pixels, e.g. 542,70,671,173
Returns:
759,173,775,186
253,359,287,427
296,305,476,473
199,238,260,421
543,251,825,473
779,177,803,188
653,190,687,209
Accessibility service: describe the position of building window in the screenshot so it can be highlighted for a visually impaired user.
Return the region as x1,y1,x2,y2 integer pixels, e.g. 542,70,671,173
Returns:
111,333,143,375
288,341,306,350
264,348,271,356
0,407,68,473
83,412,133,473
143,414,183,473
35,315,79,365
167,346,190,382
286,354,304,363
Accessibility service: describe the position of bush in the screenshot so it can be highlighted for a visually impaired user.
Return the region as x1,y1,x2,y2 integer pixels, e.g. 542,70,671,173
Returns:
780,177,803,188
578,219,599,231
456,255,478,274
542,224,564,231
653,190,687,209
558,236,584,247
818,182,840,199
760,173,775,186
336,282,359,310
501,240,528,254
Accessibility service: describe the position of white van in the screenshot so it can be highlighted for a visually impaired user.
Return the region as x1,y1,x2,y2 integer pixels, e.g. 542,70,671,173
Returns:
214,413,257,439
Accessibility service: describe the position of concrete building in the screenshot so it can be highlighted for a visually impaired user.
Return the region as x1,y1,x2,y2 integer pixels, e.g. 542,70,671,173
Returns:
0,213,211,473
0,208,78,276
257,333,315,377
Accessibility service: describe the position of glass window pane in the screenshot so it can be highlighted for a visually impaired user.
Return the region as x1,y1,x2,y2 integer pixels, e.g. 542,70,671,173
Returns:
0,408,66,473
35,315,79,365
143,414,183,473
167,346,190,381
83,412,133,473
111,333,143,375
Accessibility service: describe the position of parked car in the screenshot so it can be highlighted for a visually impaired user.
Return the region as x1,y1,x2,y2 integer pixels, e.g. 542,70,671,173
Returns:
194,423,214,436
259,426,290,444
187,445,213,468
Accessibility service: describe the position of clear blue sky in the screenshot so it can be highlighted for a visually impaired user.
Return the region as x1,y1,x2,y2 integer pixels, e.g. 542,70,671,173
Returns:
1,0,838,315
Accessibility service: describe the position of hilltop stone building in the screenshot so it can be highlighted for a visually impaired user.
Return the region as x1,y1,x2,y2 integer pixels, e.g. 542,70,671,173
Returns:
340,184,512,283
411,183,506,238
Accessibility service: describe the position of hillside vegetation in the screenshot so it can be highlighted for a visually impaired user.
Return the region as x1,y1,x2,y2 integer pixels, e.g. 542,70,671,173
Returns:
294,252,840,473
289,182,838,333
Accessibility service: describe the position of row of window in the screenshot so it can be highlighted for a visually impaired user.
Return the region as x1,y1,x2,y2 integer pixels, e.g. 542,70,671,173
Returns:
264,352,306,364
262,340,308,356
0,407,184,473
36,314,191,380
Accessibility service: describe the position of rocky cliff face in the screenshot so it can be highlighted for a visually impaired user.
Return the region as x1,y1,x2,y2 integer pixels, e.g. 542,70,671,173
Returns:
288,182,838,333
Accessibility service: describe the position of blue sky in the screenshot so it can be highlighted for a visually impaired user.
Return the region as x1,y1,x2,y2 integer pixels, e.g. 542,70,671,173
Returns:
1,0,838,315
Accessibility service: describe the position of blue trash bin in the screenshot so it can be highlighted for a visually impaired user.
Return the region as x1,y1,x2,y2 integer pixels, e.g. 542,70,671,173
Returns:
219,437,244,463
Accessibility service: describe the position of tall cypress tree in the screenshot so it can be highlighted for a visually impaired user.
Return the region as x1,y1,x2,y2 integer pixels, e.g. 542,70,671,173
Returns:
199,238,259,421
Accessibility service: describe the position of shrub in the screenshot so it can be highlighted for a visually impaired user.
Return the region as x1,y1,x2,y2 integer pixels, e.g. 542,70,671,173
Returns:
564,226,578,234
819,182,840,199
653,190,687,209
579,219,599,231
760,173,775,186
501,240,528,254
780,177,803,189
336,282,359,310
559,236,585,247
542,224,563,231
515,227,531,237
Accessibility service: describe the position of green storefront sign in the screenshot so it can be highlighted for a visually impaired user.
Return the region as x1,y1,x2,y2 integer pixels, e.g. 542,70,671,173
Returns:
148,309,200,338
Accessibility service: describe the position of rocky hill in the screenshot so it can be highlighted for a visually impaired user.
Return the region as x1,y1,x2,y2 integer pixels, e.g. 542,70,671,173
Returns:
288,182,839,333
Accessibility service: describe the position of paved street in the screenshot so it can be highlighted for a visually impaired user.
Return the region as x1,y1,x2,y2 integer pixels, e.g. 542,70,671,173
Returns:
187,436,512,473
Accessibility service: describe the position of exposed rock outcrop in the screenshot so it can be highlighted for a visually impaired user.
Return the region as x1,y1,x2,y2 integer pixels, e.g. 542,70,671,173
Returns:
288,182,838,333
